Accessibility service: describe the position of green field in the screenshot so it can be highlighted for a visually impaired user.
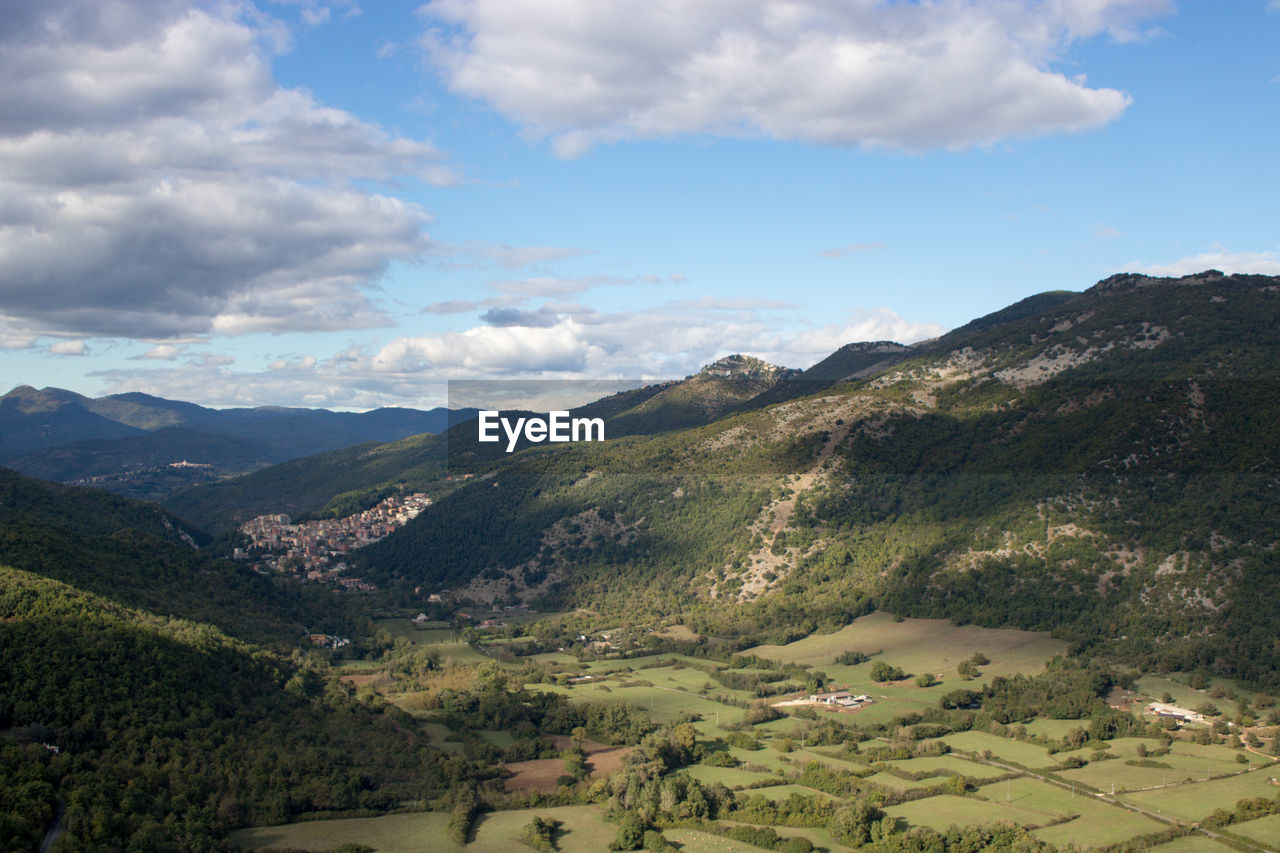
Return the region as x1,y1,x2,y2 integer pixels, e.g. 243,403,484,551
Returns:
686,764,780,788
469,805,617,851
939,731,1055,767
738,783,843,802
887,793,1041,832
231,805,617,853
972,777,1165,848
1147,836,1239,853
1118,768,1280,823
230,811,458,852
1055,740,1263,793
746,612,1068,680
1229,812,1280,849
664,828,791,852
531,675,748,734
886,753,1009,780
864,771,946,791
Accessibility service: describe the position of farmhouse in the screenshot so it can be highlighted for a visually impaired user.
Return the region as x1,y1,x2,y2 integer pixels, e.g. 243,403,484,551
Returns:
1145,701,1204,723
808,691,872,709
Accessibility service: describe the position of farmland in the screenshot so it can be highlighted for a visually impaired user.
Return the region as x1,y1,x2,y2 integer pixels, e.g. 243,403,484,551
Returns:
229,613,1280,852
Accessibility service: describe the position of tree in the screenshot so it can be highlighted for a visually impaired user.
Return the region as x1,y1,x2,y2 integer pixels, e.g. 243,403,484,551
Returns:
831,800,885,846
870,661,906,682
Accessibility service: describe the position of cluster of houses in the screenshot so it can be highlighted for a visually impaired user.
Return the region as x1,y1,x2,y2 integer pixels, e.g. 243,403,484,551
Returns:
808,690,874,710
234,492,432,590
308,633,351,649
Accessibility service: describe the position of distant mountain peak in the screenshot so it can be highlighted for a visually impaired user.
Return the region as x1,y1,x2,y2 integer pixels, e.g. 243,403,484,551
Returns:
698,354,795,381
1089,269,1235,295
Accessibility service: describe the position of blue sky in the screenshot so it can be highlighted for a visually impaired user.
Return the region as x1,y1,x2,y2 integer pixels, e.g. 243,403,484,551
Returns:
1,0,1277,409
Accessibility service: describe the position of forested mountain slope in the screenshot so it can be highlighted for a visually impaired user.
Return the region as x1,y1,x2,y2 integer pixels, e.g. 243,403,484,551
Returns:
164,353,801,532
353,271,1280,687
0,566,459,849
0,385,473,500
0,468,351,644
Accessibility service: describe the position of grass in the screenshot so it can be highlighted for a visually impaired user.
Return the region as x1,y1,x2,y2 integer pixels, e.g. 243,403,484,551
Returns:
664,828,787,853
1229,812,1280,848
736,783,843,802
685,765,780,788
1118,768,1280,823
887,794,1040,832
469,805,617,852
232,805,620,852
1055,740,1273,793
746,612,1067,680
531,678,747,735
230,811,458,852
886,754,1009,780
1147,836,1239,852
971,777,1165,848
939,731,1054,767
864,772,946,791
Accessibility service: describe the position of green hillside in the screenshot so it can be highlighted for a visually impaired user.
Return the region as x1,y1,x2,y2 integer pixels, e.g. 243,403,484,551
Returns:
0,566,461,849
349,271,1280,687
0,468,352,644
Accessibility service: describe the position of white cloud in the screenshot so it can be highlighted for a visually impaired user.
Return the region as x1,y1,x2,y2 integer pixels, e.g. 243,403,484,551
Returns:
141,344,183,360
0,0,443,340
420,0,1167,156
92,298,945,408
1121,247,1280,277
50,339,87,356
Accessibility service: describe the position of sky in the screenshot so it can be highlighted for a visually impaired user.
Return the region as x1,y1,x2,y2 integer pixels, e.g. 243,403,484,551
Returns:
1,0,1277,410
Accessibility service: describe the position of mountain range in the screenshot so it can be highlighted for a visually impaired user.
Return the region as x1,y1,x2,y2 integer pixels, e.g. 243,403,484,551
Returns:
160,269,1280,687
0,385,476,500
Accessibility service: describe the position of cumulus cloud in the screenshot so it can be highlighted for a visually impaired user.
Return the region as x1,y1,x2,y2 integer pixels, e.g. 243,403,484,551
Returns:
50,339,87,356
1121,247,1280,277
140,344,183,360
0,0,444,340
94,298,945,408
420,0,1167,156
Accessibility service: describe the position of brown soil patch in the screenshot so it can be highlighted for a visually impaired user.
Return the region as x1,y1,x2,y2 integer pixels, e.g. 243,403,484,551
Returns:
337,674,378,687
502,736,634,791
584,746,631,778
503,758,568,794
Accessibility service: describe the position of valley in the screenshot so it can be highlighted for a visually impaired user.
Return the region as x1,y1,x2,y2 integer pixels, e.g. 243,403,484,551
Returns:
3,271,1280,851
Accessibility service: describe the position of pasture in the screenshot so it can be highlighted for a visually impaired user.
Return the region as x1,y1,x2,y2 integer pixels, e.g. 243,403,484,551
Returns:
939,730,1055,767
1118,768,1280,822
746,612,1068,680
973,777,1165,848
231,805,618,853
1229,813,1280,848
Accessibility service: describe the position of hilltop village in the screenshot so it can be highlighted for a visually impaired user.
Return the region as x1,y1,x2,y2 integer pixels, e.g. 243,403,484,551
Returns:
235,492,432,590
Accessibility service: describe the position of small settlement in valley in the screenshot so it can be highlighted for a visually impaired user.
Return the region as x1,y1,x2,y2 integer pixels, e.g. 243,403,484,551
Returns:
235,492,431,590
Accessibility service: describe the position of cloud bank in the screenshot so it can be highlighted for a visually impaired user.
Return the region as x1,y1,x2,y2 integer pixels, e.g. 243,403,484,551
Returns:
421,0,1168,156
0,0,444,340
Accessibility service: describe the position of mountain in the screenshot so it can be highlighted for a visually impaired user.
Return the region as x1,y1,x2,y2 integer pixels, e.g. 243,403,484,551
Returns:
0,386,144,455
0,386,476,500
342,270,1280,687
162,355,800,532
0,468,354,644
